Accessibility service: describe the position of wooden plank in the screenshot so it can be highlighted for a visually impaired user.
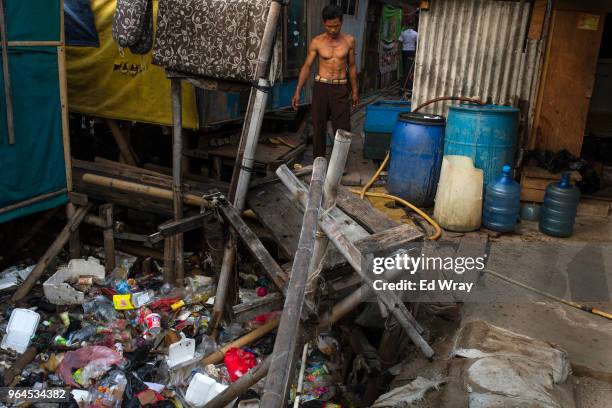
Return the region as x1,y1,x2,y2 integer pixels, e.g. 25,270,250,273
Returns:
534,10,605,155
247,183,304,258
336,185,400,233
355,224,423,257
528,0,548,40
219,201,289,293
520,187,545,203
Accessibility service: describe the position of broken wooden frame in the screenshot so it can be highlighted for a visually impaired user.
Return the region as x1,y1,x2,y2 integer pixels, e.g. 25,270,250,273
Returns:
276,165,435,358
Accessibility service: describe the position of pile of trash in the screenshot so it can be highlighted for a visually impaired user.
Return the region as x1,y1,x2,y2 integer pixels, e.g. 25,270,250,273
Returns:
0,251,346,407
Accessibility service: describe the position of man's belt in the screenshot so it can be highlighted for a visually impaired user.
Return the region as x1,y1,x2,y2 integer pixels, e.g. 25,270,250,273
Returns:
315,75,348,85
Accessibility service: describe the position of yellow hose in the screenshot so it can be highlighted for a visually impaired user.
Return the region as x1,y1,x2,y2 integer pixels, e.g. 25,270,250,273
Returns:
360,153,389,200
355,152,442,240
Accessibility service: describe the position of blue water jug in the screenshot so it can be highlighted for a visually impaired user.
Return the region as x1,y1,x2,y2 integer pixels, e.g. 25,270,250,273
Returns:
483,165,521,232
539,173,581,237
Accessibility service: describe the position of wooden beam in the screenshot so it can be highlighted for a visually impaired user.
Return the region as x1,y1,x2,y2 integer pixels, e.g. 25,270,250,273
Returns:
218,201,289,294
107,119,138,167
0,189,68,215
57,7,73,191
12,204,91,301
0,0,14,145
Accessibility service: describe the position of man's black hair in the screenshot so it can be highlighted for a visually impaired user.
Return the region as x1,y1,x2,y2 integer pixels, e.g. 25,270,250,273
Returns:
322,5,343,22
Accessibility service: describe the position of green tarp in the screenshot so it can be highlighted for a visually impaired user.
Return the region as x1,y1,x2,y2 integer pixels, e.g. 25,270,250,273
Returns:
0,0,67,223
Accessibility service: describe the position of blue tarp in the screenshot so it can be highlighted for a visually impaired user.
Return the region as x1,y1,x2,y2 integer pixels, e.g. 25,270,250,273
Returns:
65,0,99,47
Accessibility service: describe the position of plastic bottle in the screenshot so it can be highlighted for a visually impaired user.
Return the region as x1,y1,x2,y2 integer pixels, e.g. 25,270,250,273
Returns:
539,173,581,237
67,325,101,346
483,165,521,232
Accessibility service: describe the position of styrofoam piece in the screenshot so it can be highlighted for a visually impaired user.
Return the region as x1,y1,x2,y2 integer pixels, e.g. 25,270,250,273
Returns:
1,308,40,353
43,257,105,305
71,390,91,404
167,334,196,369
185,373,228,407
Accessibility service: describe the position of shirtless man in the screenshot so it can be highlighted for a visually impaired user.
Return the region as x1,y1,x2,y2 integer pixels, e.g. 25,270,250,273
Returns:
291,5,359,158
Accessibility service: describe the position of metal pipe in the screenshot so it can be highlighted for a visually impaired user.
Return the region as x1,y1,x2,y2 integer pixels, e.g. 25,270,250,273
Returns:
310,130,352,274
171,78,184,286
261,157,327,407
212,0,282,334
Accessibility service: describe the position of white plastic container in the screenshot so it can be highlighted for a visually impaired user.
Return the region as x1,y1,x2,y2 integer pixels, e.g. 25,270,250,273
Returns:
167,334,196,368
185,373,228,407
1,308,40,353
433,155,484,232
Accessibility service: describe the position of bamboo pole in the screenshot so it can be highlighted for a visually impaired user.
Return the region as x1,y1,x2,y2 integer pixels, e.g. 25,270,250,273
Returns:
12,204,91,301
200,318,280,366
58,1,73,192
276,165,434,358
8,40,63,47
81,173,212,208
310,130,352,275
261,157,327,407
213,0,282,334
0,189,67,215
204,356,271,408
171,79,184,286
0,0,14,145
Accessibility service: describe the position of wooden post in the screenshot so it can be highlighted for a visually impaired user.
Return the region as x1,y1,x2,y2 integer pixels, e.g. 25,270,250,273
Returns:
163,238,174,283
261,157,327,407
171,79,184,286
0,0,14,145
276,165,434,359
66,203,81,259
100,204,115,273
107,119,138,167
12,204,91,301
218,201,289,293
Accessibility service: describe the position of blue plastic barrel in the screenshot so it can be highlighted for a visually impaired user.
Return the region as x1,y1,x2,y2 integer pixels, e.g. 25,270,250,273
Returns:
364,100,412,133
388,112,446,207
444,104,519,186
483,165,521,232
539,173,581,237
363,100,412,160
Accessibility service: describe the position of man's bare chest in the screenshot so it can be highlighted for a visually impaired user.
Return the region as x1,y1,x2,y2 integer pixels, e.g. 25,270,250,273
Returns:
318,43,349,60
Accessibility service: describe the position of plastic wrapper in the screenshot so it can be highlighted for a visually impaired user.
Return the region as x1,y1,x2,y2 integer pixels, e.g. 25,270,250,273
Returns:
224,347,257,382
58,346,123,388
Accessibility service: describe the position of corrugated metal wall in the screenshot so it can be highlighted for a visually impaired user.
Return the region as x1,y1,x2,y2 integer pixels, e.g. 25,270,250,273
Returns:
412,0,537,116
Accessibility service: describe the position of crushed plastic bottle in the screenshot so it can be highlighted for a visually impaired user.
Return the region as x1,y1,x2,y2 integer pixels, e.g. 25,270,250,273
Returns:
84,296,119,322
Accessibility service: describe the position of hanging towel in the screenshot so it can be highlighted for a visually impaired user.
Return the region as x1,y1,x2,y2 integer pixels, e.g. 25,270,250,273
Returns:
112,0,154,54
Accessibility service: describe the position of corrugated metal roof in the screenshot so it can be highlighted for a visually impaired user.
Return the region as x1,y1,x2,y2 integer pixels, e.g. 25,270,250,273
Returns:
412,0,536,116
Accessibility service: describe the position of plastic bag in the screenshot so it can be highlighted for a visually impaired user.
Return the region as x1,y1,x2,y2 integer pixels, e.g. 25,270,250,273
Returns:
196,335,218,358
58,346,123,387
83,296,119,322
224,347,257,382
